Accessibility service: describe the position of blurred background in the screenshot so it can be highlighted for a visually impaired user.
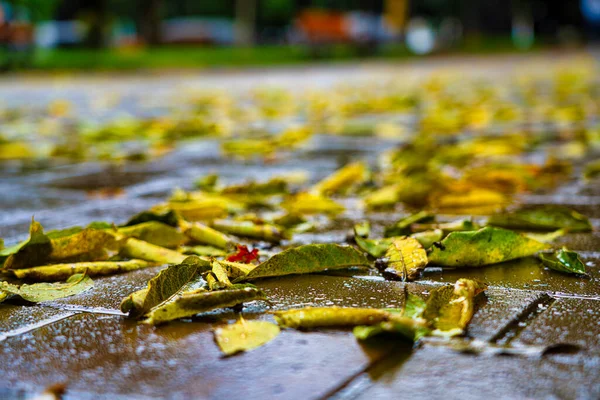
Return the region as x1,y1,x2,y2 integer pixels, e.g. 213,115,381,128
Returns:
0,0,596,71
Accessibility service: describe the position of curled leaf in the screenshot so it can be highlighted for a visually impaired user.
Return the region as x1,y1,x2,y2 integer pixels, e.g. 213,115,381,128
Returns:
382,237,428,281
118,222,187,248
121,256,209,317
123,209,181,228
384,211,434,237
0,273,93,303
311,162,368,196
423,278,487,337
274,307,391,329
120,238,187,265
236,244,370,281
11,259,153,281
3,219,52,269
184,222,233,249
427,227,550,267
538,248,587,276
211,220,286,243
214,318,280,356
410,229,444,249
143,284,266,325
488,205,592,232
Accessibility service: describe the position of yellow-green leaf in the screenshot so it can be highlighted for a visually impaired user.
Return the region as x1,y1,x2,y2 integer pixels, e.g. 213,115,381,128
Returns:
538,248,587,275
214,319,280,356
11,259,153,281
427,227,550,267
142,284,266,325
488,205,592,232
118,222,187,248
274,307,391,329
236,244,370,281
121,256,209,317
383,237,428,281
0,273,93,303
423,278,487,337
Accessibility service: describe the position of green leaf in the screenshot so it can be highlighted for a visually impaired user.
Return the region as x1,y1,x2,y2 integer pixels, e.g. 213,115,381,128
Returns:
11,259,153,281
236,244,370,281
118,221,187,248
538,248,587,275
0,273,93,303
48,228,120,263
181,245,227,257
3,219,52,270
488,205,592,232
427,227,550,267
214,318,280,356
183,222,233,249
583,159,600,180
412,219,478,234
384,211,434,237
353,221,371,239
121,256,209,317
403,293,427,319
525,229,565,244
274,307,392,329
123,209,181,228
410,229,444,249
382,237,428,281
120,238,188,264
142,284,266,325
423,278,487,337
355,316,430,341
221,178,288,196
355,236,394,258
211,220,286,243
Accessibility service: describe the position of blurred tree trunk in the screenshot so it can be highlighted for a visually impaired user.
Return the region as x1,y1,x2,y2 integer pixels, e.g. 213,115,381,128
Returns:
138,0,162,46
235,0,256,46
87,0,109,48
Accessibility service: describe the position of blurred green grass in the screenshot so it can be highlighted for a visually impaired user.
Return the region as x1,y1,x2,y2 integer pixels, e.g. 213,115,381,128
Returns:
1,37,539,71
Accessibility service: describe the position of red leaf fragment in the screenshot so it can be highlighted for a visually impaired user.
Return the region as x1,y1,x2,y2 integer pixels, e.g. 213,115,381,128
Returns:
227,245,259,263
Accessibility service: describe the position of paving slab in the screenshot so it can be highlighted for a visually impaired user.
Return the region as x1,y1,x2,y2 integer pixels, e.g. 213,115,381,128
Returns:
422,254,600,298
346,345,600,400
0,313,397,399
514,297,600,355
0,303,77,341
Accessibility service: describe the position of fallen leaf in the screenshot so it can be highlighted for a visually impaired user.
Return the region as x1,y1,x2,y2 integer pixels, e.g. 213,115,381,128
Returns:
11,259,153,281
384,211,434,237
0,273,93,303
311,162,368,196
227,245,259,263
274,307,392,329
236,244,370,281
382,237,428,281
121,256,209,317
488,205,592,232
427,227,550,267
281,193,344,215
538,248,587,275
214,318,280,356
118,222,187,248
143,284,266,325
423,278,487,337
211,220,286,243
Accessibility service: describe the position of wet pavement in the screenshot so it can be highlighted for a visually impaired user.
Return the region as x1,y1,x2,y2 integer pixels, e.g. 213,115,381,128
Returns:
1,52,600,399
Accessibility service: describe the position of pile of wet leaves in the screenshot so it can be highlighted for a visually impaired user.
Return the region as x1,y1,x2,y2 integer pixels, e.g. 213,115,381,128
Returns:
1,64,599,356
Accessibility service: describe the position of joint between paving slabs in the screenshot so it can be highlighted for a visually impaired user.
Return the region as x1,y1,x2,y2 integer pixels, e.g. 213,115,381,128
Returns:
488,292,556,346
